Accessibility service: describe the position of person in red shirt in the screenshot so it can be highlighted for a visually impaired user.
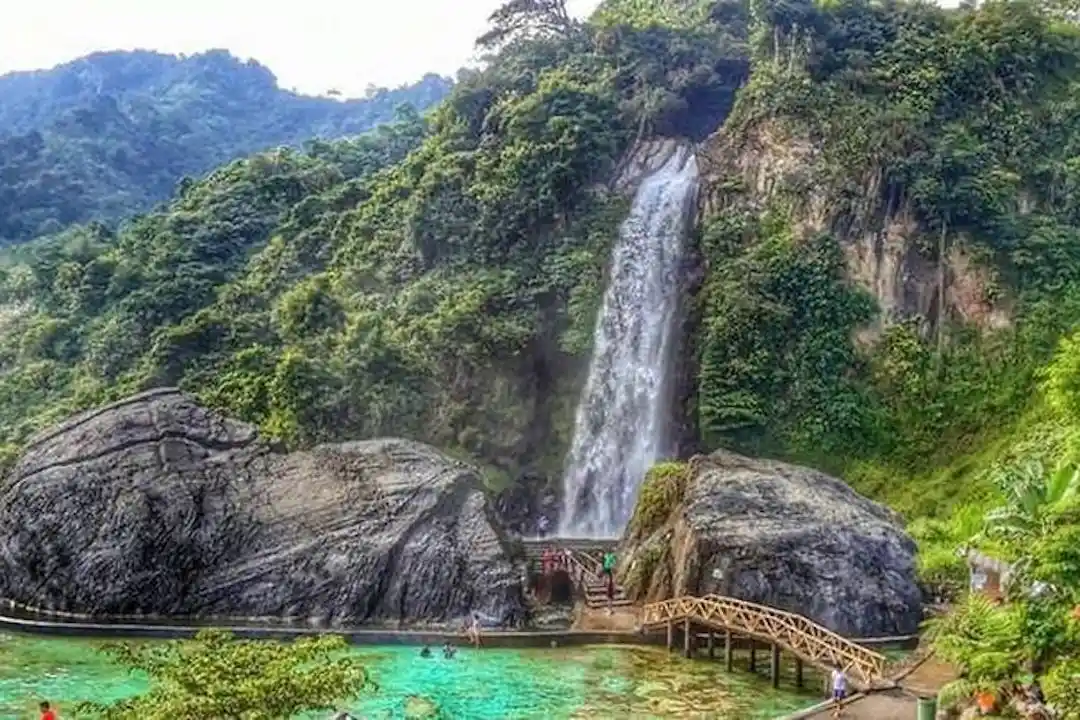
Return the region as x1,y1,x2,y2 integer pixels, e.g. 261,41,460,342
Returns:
40,701,56,720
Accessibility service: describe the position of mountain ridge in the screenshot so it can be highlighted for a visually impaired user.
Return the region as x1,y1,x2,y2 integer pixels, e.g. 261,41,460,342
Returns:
0,48,453,243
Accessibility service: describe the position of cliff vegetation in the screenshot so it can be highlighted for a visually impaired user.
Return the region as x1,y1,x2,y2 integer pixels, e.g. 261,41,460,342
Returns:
2,0,1080,710
0,2,747,490
689,0,1080,712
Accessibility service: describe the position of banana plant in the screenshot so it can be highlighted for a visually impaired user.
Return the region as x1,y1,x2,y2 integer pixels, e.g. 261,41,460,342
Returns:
983,459,1080,544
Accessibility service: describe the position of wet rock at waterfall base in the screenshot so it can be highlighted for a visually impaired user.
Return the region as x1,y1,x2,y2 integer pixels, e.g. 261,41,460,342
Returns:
493,472,560,537
0,388,525,626
620,451,922,637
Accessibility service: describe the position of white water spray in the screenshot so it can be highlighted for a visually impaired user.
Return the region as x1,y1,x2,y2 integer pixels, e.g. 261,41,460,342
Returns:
559,144,700,538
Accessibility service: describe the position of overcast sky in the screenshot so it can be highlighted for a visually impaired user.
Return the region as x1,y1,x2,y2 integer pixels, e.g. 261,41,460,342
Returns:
0,0,603,97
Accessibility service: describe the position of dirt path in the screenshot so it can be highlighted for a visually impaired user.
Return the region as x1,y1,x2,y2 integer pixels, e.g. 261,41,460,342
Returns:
572,602,640,631
800,690,913,719
901,655,958,697
798,653,958,719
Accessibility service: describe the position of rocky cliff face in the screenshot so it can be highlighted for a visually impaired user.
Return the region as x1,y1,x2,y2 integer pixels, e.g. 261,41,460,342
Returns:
0,388,525,626
620,451,922,637
699,120,1010,341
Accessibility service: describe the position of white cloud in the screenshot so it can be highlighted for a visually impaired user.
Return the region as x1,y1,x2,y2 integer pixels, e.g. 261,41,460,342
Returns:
0,0,602,98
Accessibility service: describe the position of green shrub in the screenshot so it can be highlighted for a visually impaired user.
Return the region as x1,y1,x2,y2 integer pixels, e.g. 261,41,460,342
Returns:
1043,657,1080,718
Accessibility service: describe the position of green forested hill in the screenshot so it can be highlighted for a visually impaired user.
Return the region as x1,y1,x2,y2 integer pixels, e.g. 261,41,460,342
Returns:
0,49,452,242
0,3,744,486
4,0,1080,708
1,0,1078,511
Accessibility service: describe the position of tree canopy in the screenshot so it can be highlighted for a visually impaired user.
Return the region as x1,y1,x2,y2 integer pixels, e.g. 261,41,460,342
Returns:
5,0,1080,713
0,49,452,243
74,630,369,720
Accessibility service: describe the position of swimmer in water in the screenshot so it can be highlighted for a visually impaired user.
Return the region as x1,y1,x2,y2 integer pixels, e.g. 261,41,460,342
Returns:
420,646,431,658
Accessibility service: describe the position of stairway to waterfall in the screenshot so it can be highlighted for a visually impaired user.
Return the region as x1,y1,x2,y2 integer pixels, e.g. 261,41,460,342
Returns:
520,538,631,609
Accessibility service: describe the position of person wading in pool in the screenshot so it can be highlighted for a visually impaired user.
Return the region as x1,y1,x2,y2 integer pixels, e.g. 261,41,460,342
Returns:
39,701,57,720
467,612,482,647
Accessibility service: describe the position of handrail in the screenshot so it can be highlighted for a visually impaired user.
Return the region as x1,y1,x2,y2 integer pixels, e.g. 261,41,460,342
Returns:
564,549,604,587
641,595,888,688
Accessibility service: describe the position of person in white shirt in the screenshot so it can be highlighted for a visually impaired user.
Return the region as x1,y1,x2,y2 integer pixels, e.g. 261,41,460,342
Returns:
831,667,847,717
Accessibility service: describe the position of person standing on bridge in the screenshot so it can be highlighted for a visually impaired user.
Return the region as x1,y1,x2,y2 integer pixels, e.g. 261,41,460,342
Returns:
830,666,848,717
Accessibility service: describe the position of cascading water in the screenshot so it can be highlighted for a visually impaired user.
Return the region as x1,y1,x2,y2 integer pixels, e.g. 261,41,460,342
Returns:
559,144,700,538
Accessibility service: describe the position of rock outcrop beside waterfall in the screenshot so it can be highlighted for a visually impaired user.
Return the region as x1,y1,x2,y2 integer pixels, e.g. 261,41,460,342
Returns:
0,388,524,626
699,120,1010,340
620,451,922,637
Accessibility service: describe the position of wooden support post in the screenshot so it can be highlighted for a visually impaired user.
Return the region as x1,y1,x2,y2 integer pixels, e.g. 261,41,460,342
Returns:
683,618,692,658
749,643,757,673
724,630,733,672
795,658,804,688
707,631,715,659
666,620,674,652
771,644,781,689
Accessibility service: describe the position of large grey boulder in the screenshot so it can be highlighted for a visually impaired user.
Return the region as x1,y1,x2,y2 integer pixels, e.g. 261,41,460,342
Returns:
0,388,525,627
621,451,922,637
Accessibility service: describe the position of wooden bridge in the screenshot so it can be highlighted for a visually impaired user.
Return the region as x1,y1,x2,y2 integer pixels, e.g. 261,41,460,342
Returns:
641,595,889,690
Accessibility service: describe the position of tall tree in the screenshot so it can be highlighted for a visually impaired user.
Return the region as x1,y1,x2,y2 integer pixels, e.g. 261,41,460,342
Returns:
476,0,579,49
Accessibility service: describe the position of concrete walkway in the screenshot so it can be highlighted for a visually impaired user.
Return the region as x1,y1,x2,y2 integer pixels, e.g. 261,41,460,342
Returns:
796,653,957,719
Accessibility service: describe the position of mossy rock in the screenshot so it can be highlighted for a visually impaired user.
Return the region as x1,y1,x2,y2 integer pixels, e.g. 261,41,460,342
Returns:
627,461,690,542
404,695,442,719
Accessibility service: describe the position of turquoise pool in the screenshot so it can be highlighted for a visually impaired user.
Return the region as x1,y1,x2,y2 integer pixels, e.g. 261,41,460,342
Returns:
0,633,818,718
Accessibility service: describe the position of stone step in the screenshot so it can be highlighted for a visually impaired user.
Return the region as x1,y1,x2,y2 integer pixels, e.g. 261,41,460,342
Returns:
585,597,634,608
586,589,628,600
587,593,629,603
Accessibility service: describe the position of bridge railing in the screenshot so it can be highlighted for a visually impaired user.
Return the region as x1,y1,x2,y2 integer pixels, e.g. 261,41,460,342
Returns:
642,595,887,687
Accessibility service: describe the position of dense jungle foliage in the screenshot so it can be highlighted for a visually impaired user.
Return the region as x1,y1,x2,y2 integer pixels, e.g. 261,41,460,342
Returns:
0,49,452,242
7,0,1080,710
0,0,747,487
695,0,1080,504
687,0,1080,712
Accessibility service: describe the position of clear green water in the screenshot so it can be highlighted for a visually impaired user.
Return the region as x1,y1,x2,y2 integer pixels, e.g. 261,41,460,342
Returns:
0,632,817,719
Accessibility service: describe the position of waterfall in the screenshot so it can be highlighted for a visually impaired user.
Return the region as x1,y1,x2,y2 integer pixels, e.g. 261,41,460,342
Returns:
559,144,700,539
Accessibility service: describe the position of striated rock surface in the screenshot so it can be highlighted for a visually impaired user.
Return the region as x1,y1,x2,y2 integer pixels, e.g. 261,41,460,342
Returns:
699,120,1011,341
621,451,922,637
611,137,697,195
0,388,525,626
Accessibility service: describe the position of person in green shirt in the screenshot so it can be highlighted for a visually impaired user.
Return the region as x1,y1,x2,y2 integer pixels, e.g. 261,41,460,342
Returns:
602,551,617,614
